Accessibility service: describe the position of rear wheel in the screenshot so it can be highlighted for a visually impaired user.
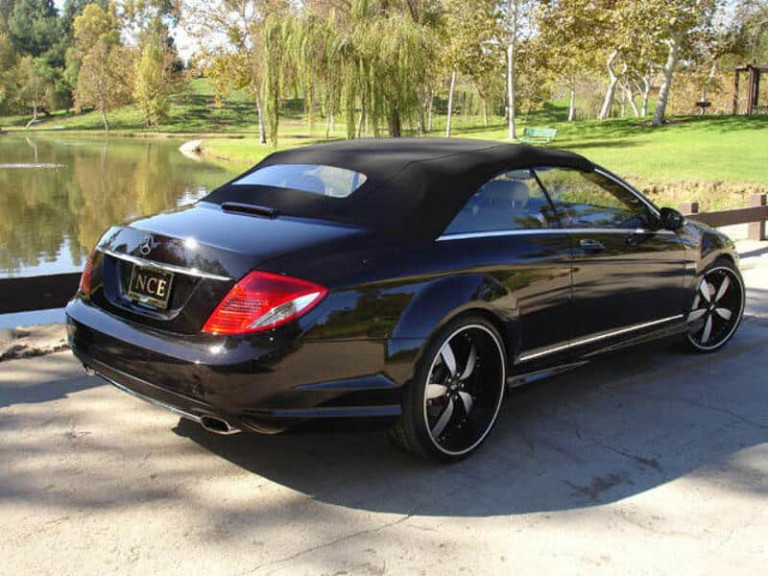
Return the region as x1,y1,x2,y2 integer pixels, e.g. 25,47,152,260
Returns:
685,260,745,353
391,315,506,461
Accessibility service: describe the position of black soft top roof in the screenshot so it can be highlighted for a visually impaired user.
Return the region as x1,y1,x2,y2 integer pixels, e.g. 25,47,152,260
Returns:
205,138,594,241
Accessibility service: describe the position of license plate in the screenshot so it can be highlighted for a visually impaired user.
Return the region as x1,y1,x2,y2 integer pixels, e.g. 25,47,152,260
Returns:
127,265,174,309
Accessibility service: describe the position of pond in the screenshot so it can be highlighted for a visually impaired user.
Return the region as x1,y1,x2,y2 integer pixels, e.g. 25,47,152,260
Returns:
0,134,240,279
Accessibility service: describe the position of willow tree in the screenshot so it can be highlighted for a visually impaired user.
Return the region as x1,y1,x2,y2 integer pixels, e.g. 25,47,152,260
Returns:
269,0,435,142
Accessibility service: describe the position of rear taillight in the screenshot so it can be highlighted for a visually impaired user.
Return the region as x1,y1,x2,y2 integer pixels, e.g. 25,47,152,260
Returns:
79,248,96,295
202,271,328,335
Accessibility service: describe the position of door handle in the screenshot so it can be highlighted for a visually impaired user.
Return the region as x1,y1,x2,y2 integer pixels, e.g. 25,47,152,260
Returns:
579,239,606,253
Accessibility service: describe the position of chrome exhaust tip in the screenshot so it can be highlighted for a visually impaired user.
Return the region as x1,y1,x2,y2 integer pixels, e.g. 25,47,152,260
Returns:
200,415,241,436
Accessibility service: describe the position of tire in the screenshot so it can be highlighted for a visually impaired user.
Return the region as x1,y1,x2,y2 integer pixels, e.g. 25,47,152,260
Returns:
390,314,507,462
684,258,745,353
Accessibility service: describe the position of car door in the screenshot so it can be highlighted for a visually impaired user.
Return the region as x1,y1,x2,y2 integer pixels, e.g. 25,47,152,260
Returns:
534,166,687,347
438,168,573,359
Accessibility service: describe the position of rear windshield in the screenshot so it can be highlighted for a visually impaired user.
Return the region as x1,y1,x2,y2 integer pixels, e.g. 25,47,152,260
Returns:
232,164,367,198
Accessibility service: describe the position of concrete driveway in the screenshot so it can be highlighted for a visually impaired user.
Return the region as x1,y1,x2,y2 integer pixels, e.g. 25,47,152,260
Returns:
1,242,767,575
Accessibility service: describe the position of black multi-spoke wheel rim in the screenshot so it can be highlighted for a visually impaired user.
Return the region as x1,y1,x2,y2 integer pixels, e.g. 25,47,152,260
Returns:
423,324,505,456
687,266,744,351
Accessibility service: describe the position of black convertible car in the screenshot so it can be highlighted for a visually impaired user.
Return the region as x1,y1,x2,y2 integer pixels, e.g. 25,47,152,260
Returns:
66,138,745,461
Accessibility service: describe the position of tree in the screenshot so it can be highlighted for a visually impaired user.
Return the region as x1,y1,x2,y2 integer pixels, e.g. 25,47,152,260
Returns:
184,0,286,144
73,3,132,130
536,0,599,121
649,0,720,125
0,32,17,112
134,32,173,126
17,54,54,126
500,0,538,138
441,0,501,136
7,0,59,59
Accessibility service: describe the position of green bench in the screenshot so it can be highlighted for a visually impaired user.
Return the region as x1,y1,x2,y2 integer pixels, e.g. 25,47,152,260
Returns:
516,127,558,146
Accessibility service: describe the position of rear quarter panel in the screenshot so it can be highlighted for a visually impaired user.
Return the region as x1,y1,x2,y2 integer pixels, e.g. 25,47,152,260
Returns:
260,232,574,381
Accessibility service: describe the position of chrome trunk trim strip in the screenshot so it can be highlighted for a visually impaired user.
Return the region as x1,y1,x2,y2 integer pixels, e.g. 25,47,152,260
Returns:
100,248,232,281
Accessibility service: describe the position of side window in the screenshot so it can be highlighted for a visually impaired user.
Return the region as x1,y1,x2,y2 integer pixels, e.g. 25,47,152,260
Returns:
535,168,651,229
444,169,557,235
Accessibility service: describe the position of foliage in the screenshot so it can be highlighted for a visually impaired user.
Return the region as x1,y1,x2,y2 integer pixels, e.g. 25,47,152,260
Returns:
16,54,54,118
134,32,174,126
7,0,59,59
73,3,133,129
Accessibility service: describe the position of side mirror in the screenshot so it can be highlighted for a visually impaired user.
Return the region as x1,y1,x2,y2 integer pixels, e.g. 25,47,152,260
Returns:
660,207,686,231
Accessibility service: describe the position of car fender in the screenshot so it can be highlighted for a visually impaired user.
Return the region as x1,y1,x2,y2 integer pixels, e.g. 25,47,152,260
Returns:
683,220,740,273
385,274,518,383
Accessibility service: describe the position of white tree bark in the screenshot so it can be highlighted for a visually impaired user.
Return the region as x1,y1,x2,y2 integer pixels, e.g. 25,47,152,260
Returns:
700,58,718,114
506,42,516,139
25,103,38,129
446,69,457,138
652,37,680,126
599,50,619,120
568,88,576,122
623,81,640,117
256,96,267,144
640,75,652,116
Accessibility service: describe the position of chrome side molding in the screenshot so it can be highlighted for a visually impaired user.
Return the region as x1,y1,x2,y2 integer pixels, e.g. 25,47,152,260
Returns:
517,314,685,363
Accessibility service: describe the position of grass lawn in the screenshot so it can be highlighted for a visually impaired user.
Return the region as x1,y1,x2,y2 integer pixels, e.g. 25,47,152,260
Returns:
202,112,768,210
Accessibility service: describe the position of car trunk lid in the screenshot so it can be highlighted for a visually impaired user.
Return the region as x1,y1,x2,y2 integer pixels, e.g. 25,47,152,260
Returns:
88,202,367,334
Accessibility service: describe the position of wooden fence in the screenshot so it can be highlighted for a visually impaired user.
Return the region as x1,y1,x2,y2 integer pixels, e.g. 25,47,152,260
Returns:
1,193,766,316
679,193,767,242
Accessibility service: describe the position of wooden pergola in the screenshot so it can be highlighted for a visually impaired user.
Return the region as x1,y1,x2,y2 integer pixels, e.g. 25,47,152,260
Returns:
733,63,768,115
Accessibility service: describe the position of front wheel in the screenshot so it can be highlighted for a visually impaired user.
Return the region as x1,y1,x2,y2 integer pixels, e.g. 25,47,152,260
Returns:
685,259,745,353
391,315,507,462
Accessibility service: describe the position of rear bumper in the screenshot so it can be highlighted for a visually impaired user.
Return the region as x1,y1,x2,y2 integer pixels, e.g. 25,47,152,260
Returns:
66,299,417,433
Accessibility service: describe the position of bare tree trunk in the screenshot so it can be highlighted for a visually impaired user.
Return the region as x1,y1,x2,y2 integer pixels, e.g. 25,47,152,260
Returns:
640,76,652,116
427,91,434,132
101,107,109,131
599,50,619,120
652,37,680,126
624,82,640,117
481,96,488,127
506,42,516,139
417,89,426,134
388,105,401,137
619,89,626,118
568,88,576,121
25,104,38,129
357,99,365,138
256,96,267,144
700,58,718,115
446,69,457,138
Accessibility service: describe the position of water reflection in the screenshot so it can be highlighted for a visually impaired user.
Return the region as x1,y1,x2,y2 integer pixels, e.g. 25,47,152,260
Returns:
0,135,239,277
